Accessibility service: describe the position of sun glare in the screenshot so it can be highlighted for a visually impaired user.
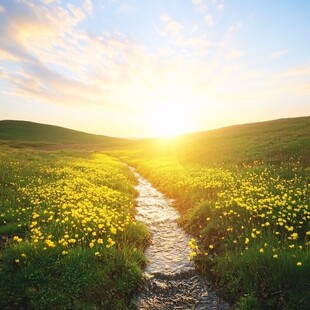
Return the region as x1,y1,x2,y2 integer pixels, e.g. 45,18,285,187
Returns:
147,101,193,138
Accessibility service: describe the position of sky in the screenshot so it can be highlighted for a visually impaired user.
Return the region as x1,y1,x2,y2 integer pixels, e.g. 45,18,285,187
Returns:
0,0,310,138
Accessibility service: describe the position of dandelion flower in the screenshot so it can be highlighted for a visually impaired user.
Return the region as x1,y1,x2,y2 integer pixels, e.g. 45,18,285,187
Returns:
189,251,197,259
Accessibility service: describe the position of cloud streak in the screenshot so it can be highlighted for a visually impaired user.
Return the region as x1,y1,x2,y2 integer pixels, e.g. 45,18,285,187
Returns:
270,49,293,59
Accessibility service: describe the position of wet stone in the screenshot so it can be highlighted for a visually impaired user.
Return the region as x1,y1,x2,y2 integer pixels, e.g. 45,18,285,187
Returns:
130,168,230,310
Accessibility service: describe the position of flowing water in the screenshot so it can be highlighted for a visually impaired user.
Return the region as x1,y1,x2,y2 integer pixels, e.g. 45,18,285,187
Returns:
131,168,230,310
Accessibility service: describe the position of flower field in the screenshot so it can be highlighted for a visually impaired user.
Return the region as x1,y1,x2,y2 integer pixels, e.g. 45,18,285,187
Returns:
1,117,309,309
131,157,310,309
0,148,149,309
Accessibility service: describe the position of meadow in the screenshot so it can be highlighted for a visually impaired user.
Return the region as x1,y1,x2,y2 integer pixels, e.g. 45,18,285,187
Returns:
114,117,310,309
127,157,309,309
0,146,149,309
0,117,309,309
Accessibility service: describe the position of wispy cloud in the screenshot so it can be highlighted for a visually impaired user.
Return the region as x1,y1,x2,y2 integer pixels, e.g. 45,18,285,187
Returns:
282,83,310,96
41,0,55,4
212,0,224,12
204,14,213,27
192,0,202,5
0,0,151,109
226,49,245,60
271,65,310,96
191,0,224,28
117,3,134,14
160,15,183,37
270,48,293,59
83,0,93,15
0,0,242,114
217,3,224,13
275,65,310,78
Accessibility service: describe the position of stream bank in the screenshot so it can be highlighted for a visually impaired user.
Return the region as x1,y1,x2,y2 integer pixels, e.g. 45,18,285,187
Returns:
130,167,230,310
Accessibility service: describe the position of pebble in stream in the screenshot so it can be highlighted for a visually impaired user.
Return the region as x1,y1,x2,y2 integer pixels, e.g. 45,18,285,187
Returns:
130,168,230,310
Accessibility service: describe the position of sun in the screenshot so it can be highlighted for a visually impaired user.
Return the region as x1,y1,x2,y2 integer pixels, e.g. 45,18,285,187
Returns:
147,101,193,138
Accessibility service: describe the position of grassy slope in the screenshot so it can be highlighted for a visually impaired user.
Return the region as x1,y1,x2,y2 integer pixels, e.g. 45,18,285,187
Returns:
179,116,310,163
0,120,127,148
131,116,310,165
120,116,310,310
1,117,309,163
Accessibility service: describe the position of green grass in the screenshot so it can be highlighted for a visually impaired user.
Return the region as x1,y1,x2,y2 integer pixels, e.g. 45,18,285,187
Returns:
127,157,310,309
113,116,310,309
122,116,310,165
0,120,128,149
180,116,310,164
0,148,150,309
1,116,310,309
2,116,309,163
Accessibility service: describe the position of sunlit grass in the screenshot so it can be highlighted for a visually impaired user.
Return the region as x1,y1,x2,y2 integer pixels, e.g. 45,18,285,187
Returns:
1,116,309,309
0,149,149,309
130,157,310,309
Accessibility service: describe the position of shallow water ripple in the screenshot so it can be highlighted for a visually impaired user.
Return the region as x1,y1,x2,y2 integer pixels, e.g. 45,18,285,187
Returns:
131,168,230,310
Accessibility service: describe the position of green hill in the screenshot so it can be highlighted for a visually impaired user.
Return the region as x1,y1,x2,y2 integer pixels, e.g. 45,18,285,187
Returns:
134,116,310,164
0,120,126,147
1,117,309,164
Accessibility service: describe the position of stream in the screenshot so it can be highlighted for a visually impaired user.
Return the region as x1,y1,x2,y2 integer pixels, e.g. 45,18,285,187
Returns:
130,168,230,310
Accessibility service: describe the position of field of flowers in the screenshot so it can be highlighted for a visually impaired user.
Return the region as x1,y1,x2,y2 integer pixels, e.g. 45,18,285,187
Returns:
131,157,310,309
0,148,149,309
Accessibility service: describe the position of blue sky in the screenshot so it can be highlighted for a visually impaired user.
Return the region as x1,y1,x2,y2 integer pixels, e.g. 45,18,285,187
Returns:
0,0,309,137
